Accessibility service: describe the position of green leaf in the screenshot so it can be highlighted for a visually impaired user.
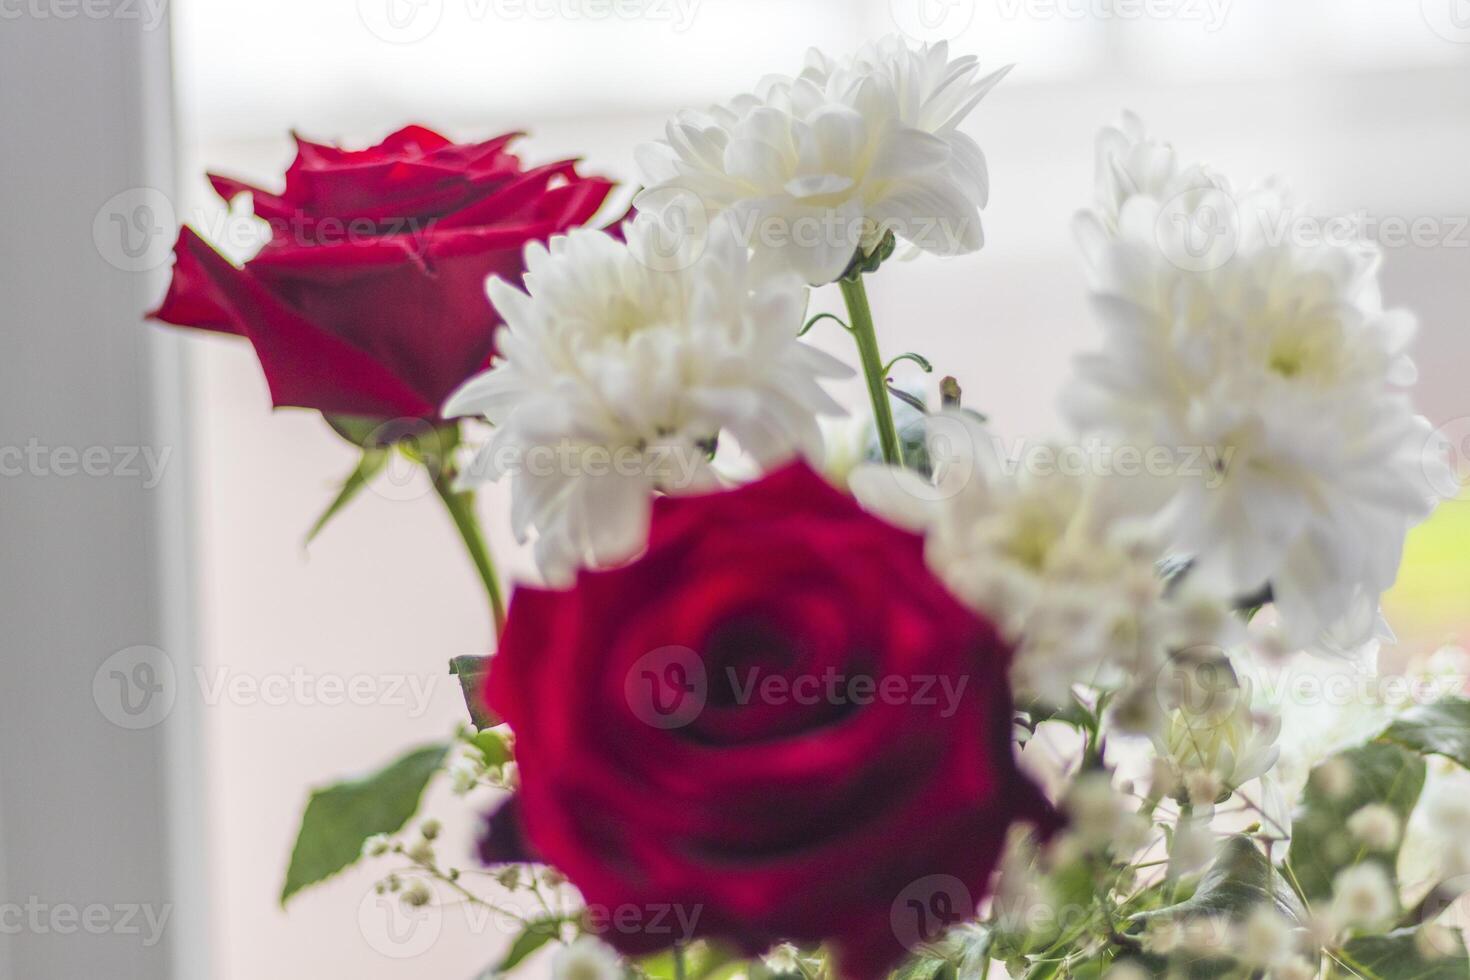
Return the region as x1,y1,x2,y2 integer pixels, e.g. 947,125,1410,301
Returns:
474,729,511,769
280,743,449,905
306,448,389,545
1287,742,1425,902
496,916,564,973
638,942,743,980
1137,836,1305,926
1381,698,1470,770
1339,926,1470,979
450,655,499,730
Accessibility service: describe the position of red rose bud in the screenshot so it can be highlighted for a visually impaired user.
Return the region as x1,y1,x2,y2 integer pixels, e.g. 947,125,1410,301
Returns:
148,125,613,422
479,460,1058,979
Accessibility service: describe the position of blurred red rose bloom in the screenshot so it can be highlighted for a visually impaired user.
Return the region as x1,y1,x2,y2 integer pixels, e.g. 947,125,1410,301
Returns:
479,461,1057,979
148,125,613,422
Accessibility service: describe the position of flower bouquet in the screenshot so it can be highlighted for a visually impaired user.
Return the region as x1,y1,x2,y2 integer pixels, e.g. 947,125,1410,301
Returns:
150,35,1468,980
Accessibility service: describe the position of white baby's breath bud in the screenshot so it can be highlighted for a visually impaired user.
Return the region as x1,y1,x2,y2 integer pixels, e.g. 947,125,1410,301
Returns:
362,833,392,859
763,944,802,974
420,819,442,841
1151,758,1180,799
1066,773,1141,854
1330,862,1397,929
1269,957,1318,980
1182,916,1232,955
1315,758,1356,800
1185,770,1224,808
1144,918,1184,955
551,936,623,980
1170,820,1219,876
1346,804,1401,851
1102,961,1150,980
1238,906,1296,968
406,840,435,865
400,880,432,908
495,866,521,890
449,756,482,796
502,761,520,791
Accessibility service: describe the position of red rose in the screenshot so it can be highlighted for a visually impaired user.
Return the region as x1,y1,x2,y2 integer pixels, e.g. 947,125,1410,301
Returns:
480,461,1056,978
149,125,613,422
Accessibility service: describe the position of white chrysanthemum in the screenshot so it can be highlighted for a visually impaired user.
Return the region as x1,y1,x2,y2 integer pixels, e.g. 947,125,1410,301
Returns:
851,413,1232,711
444,216,850,585
636,37,1011,286
1067,115,1445,651
551,937,623,980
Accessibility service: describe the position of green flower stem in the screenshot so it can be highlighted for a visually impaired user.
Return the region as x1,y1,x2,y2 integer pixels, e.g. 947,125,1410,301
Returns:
838,274,903,467
433,475,507,638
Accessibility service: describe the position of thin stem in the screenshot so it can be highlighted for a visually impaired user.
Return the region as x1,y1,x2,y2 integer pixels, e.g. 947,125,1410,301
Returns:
838,275,903,467
433,476,507,637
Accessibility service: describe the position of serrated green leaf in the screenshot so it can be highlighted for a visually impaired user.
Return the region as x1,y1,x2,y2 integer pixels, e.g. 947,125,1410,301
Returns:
450,655,498,730
1287,743,1425,902
1339,926,1469,979
281,743,448,905
306,448,389,545
1381,698,1470,770
1137,836,1305,926
496,916,564,973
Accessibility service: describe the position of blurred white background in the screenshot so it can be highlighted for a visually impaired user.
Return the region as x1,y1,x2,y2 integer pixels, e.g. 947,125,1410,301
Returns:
5,0,1468,977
